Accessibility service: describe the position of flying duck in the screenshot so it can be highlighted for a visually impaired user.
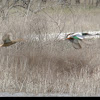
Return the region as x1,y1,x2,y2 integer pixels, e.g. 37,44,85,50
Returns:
0,34,24,47
65,32,91,49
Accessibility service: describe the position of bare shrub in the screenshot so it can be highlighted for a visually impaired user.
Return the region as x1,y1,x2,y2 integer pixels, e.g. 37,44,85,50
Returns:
0,6,100,96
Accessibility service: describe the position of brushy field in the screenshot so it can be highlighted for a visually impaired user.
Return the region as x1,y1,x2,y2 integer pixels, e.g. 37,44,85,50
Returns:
0,5,100,96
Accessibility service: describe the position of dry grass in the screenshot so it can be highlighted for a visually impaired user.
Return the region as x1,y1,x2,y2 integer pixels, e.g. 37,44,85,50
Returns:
0,6,100,96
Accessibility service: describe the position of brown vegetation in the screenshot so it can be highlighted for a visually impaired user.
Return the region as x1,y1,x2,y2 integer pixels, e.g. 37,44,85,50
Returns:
0,4,100,96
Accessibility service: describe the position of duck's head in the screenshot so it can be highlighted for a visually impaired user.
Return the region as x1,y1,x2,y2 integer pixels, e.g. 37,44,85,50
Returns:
65,33,74,40
66,37,72,40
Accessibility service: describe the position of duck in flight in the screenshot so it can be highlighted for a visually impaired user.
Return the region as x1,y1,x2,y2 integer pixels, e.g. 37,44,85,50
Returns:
65,32,94,49
0,34,24,47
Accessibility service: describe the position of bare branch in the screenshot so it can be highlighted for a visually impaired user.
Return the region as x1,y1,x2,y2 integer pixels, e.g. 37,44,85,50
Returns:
42,8,67,43
25,0,32,23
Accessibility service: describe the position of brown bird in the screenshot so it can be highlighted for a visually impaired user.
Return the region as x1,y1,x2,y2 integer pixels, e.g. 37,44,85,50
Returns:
0,34,24,47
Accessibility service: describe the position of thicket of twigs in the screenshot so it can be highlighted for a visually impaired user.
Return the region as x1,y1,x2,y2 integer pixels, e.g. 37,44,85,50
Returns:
0,1,100,96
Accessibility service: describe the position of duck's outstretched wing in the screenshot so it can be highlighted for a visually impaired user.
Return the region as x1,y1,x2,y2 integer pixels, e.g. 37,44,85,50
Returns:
12,39,25,42
71,39,82,49
2,34,12,43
